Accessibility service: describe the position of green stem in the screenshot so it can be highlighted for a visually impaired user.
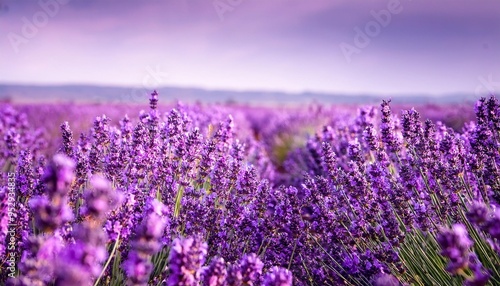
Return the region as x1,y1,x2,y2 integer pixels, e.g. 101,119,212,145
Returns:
94,233,121,286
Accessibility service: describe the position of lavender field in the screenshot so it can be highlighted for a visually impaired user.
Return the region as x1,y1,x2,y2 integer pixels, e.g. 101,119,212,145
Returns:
3,0,500,284
1,92,499,286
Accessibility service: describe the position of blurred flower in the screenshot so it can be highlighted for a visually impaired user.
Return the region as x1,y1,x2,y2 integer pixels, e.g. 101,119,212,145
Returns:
373,273,401,286
202,257,227,286
81,175,123,221
167,236,208,286
437,224,473,274
262,266,293,286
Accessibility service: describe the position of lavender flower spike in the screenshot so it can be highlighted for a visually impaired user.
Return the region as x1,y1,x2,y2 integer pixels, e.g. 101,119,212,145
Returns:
167,236,208,286
262,266,293,286
202,257,227,286
437,224,473,274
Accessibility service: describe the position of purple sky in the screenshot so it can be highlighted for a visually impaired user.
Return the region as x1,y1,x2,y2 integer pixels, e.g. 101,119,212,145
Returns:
1,0,499,96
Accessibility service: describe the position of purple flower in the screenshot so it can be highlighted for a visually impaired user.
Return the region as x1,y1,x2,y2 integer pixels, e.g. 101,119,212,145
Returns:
54,263,93,286
380,100,401,153
7,234,64,286
464,253,490,286
131,199,169,254
29,195,73,232
262,267,293,286
150,90,159,110
54,222,108,285
60,121,74,157
226,264,243,286
80,175,123,221
4,127,20,158
437,224,473,274
15,150,35,196
467,202,489,225
124,199,168,285
167,236,208,286
239,253,263,285
41,153,76,197
467,202,500,254
202,257,227,286
373,273,401,286
123,252,154,286
485,208,500,240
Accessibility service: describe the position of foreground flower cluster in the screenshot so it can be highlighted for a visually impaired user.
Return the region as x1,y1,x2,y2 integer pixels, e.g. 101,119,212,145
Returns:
0,92,499,285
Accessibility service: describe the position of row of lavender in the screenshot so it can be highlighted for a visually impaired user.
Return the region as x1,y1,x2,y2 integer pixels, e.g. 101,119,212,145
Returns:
0,92,499,285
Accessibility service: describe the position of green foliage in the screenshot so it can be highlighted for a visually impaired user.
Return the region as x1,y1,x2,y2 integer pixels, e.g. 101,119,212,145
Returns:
399,229,462,285
397,217,500,286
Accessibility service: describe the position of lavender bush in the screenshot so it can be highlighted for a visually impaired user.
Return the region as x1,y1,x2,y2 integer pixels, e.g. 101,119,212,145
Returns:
1,92,499,285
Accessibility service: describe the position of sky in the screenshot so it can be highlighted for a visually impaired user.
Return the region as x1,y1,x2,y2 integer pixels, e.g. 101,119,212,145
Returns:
0,0,499,96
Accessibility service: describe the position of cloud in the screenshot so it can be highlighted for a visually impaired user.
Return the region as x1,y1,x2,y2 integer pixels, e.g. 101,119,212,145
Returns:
1,0,499,95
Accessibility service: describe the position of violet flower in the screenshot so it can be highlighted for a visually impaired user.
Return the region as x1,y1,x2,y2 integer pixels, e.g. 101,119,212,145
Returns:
166,236,208,286
202,257,227,286
437,224,473,274
124,199,168,286
262,267,293,286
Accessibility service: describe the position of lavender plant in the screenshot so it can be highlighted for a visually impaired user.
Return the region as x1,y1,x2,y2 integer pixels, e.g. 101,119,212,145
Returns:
1,92,499,286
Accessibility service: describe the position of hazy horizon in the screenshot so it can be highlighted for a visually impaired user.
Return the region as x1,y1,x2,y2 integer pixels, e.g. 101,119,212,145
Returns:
1,0,500,97
0,81,481,97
